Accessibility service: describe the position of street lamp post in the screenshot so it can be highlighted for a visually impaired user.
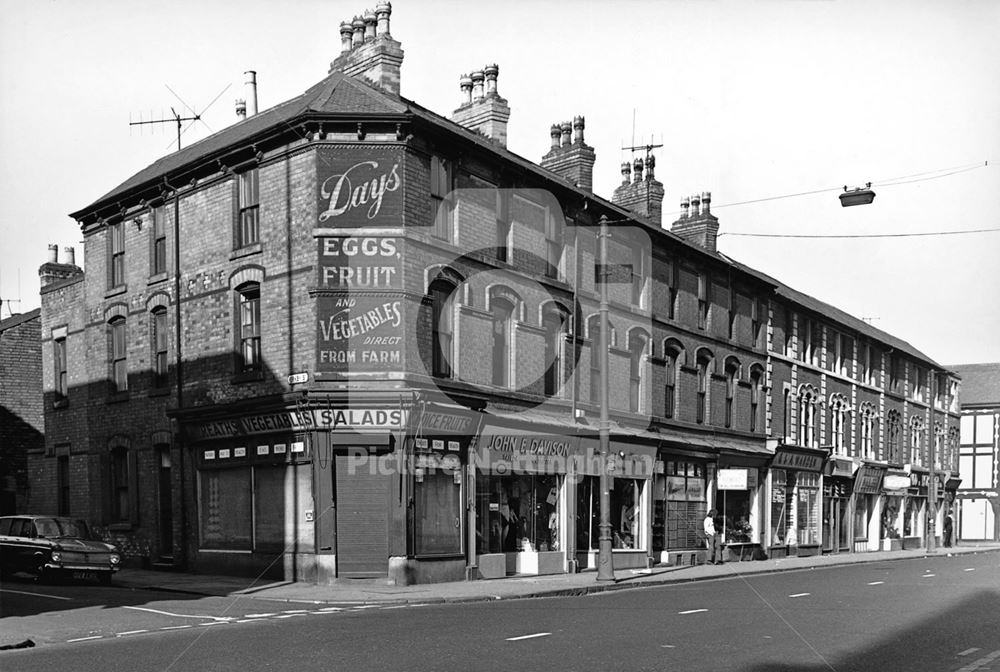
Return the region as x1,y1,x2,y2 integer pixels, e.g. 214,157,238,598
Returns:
597,215,614,581
927,369,937,553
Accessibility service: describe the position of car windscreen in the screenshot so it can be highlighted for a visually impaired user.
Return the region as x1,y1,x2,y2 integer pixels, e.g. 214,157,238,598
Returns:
35,518,91,539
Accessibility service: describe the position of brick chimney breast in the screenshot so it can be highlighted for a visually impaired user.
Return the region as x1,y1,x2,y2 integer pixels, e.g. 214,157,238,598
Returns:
450,64,511,147
540,114,596,192
329,3,405,95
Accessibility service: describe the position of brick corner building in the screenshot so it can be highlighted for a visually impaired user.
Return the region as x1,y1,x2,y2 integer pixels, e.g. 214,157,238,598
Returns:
32,5,962,583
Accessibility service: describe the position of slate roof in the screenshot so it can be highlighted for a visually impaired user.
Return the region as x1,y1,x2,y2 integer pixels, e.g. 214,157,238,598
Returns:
73,68,947,370
948,363,1000,407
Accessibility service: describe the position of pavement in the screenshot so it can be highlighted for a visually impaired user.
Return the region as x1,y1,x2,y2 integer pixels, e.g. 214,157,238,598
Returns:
110,542,1000,606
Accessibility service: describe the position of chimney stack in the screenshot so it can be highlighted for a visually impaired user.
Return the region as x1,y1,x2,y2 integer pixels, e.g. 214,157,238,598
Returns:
451,63,511,147
612,151,664,226
670,190,720,252
39,243,83,288
235,99,247,119
540,114,597,192
329,2,405,96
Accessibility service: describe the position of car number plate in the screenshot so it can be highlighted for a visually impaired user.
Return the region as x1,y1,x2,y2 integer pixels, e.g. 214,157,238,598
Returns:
72,571,96,581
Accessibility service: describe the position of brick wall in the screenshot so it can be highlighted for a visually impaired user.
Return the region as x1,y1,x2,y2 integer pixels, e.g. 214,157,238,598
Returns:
0,309,42,513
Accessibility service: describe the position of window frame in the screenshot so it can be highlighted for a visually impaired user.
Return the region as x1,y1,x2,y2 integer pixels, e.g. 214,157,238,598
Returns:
108,317,128,394
151,307,169,389
151,205,167,276
429,279,456,379
108,221,126,289
236,283,262,374
236,167,260,249
430,156,454,243
54,335,68,400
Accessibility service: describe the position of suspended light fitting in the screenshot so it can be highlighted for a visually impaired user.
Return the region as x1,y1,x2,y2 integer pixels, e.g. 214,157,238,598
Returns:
839,182,876,207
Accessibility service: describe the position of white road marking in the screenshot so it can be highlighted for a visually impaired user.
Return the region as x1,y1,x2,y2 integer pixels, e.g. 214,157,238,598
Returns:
922,573,936,578
118,630,148,636
679,609,708,615
275,613,308,619
245,613,279,618
964,568,976,572
660,645,676,648
160,625,192,631
789,593,811,598
507,632,551,641
281,609,309,613
958,648,981,656
67,636,103,643
867,581,884,585
318,607,344,612
955,649,1000,672
124,605,233,622
353,605,380,609
383,605,408,609
0,588,73,600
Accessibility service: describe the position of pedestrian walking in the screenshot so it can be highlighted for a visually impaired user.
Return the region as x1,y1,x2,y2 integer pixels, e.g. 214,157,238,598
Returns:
704,508,724,565
943,511,954,548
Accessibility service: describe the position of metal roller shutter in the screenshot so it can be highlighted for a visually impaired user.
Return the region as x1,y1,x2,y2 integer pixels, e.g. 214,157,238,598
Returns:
335,455,390,577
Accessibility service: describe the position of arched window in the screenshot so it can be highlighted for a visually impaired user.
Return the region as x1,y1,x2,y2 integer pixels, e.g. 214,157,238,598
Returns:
858,403,877,459
627,331,649,413
109,316,128,394
934,423,945,470
236,282,261,373
429,279,456,379
663,340,684,420
909,416,925,466
542,305,571,398
798,386,818,448
829,394,849,455
491,297,514,388
886,410,902,463
696,350,713,424
724,357,740,428
151,306,169,388
749,365,764,433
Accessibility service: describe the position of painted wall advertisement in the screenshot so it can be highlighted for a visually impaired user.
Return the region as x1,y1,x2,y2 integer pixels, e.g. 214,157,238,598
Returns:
315,147,405,373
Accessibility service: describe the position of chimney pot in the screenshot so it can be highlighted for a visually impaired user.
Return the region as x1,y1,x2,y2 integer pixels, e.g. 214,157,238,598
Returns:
340,20,354,52
632,157,644,183
64,246,75,266
244,71,258,116
690,193,701,216
560,121,572,147
459,73,473,105
550,124,562,149
47,244,58,264
620,161,632,185
363,10,377,42
470,70,485,100
235,98,246,119
680,196,690,218
352,16,365,47
376,1,392,36
572,115,585,144
646,154,655,180
701,191,711,214
484,64,499,96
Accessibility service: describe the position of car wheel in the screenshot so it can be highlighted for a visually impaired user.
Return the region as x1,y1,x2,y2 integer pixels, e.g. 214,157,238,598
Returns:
98,572,113,586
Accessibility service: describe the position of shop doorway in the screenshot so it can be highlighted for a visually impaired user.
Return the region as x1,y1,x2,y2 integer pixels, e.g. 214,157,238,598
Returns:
335,455,390,577
823,481,851,553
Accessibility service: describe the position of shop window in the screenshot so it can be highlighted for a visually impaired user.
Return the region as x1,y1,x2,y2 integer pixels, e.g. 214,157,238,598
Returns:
577,476,644,551
796,472,820,545
236,282,261,374
659,461,706,549
109,317,128,394
476,473,561,554
770,469,790,545
429,279,456,379
54,335,68,400
152,205,167,276
108,221,125,289
151,307,169,388
903,497,923,537
200,467,253,550
236,167,260,248
853,495,871,542
416,459,463,555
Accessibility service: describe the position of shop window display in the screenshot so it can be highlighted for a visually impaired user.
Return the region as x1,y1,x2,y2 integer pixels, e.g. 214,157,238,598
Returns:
770,469,790,545
881,496,901,539
796,473,820,545
577,476,644,550
903,497,923,538
476,473,561,554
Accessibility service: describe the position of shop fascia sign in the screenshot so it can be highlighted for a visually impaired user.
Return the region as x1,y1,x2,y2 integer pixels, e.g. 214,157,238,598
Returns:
854,465,886,494
190,407,406,440
717,468,749,491
772,447,826,472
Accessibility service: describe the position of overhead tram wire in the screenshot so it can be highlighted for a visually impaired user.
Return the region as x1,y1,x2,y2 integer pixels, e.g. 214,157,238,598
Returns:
719,227,1000,240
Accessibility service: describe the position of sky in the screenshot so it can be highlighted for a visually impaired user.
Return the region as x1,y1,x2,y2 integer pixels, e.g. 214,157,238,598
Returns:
1,0,998,366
